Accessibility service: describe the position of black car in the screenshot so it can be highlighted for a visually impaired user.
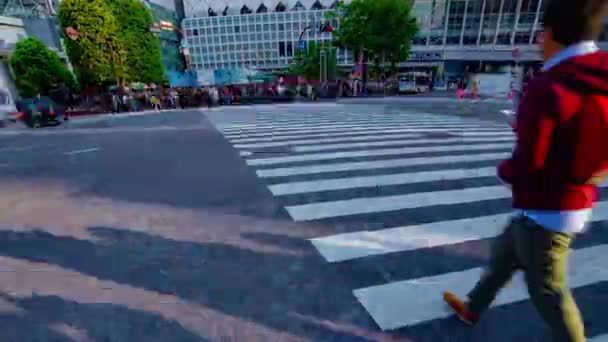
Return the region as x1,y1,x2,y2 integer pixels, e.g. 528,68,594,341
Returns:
15,97,61,128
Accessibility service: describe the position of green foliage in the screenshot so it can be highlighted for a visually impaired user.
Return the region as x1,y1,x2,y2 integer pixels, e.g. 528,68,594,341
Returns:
288,41,338,81
9,37,74,98
329,0,418,73
59,0,165,87
108,0,165,84
58,0,128,87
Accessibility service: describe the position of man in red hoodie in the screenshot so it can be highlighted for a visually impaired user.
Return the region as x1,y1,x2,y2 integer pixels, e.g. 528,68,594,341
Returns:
443,0,608,341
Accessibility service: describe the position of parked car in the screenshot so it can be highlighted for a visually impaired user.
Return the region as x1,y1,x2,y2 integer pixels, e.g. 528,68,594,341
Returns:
0,88,17,127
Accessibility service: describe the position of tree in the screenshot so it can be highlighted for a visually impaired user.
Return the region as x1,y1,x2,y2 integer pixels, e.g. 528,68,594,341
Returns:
329,0,418,76
288,41,337,81
108,0,165,84
58,0,128,87
10,37,75,98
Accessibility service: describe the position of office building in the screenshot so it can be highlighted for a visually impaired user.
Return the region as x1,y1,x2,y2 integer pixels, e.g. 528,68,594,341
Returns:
180,0,551,80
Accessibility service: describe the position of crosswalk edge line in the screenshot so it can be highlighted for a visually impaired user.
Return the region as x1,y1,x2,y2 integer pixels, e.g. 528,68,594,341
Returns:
310,200,608,263
353,243,608,331
286,185,511,221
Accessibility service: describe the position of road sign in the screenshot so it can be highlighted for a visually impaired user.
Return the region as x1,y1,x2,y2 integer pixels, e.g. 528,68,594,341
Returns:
299,40,307,51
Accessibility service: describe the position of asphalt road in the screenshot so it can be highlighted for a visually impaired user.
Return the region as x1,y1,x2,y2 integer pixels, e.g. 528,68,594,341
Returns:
0,102,606,342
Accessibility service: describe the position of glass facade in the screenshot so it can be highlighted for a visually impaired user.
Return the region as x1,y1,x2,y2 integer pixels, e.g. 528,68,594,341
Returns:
181,0,556,74
413,0,543,46
183,9,350,72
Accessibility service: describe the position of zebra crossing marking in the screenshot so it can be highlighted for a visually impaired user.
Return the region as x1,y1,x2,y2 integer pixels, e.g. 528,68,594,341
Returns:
310,200,608,263
246,142,514,166
353,243,608,330
590,334,608,342
285,185,510,221
215,110,608,335
220,116,473,131
268,166,498,196
221,119,488,134
256,152,512,178
229,127,513,144
233,132,428,149
292,136,516,152
225,125,504,140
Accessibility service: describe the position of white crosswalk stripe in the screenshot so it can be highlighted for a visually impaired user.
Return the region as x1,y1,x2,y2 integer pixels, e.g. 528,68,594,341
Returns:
214,109,608,338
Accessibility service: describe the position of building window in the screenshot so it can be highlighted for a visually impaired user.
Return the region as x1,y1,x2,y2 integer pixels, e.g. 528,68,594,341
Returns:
278,23,285,31
279,41,286,57
286,41,293,56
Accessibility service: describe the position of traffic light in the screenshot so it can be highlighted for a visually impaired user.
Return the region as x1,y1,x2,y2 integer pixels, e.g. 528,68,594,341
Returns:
319,23,333,33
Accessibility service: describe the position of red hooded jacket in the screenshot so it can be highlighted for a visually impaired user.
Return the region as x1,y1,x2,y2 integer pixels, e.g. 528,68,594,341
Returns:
498,51,608,211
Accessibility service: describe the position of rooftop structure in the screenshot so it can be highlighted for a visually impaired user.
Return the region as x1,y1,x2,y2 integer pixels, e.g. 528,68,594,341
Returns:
183,0,342,18
0,0,58,17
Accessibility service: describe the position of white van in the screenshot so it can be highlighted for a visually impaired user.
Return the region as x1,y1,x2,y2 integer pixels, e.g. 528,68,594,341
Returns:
0,88,17,127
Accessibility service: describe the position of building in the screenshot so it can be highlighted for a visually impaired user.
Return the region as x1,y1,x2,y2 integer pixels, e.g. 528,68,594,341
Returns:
0,15,26,94
182,0,344,83
145,0,184,72
183,0,599,84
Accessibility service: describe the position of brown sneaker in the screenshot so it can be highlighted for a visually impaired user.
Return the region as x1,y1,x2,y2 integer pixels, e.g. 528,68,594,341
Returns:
443,292,480,326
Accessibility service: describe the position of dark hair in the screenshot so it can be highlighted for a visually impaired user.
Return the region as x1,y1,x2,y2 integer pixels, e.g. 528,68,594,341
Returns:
543,0,608,45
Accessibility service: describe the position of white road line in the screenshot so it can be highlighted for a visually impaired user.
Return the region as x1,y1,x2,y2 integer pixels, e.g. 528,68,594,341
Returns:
269,166,498,196
63,147,100,156
256,152,511,178
231,128,512,144
247,142,514,166
292,136,516,153
233,133,426,149
590,334,608,342
286,185,510,221
0,145,39,153
224,124,500,139
455,131,515,137
222,121,486,135
221,118,476,132
310,201,608,262
219,114,452,129
353,243,608,330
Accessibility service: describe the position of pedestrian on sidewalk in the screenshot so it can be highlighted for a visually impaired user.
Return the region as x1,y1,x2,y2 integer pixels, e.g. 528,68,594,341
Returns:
443,0,608,341
151,94,161,112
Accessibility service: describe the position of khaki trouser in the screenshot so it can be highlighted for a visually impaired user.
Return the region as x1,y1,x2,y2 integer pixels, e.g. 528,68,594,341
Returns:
467,215,586,342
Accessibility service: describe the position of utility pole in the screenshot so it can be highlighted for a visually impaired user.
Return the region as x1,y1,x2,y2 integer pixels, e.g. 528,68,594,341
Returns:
320,49,327,83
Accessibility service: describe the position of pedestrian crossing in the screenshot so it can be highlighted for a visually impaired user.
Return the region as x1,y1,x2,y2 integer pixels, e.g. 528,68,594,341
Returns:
215,109,608,339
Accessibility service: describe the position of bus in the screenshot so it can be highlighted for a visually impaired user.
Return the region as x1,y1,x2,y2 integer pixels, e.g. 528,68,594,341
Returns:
398,72,430,94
